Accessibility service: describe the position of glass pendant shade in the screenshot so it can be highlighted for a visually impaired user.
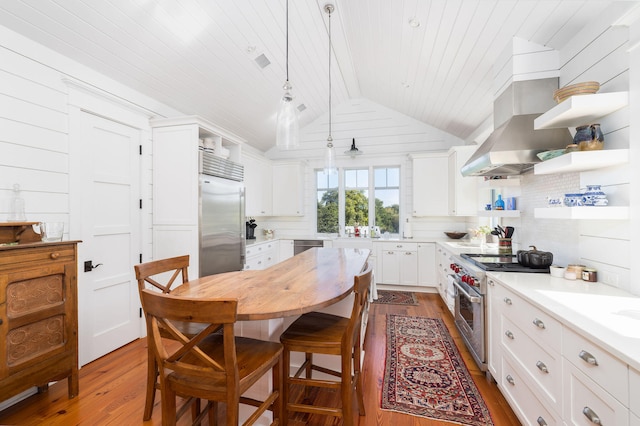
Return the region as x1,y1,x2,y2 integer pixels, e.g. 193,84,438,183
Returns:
324,138,337,174
276,81,299,149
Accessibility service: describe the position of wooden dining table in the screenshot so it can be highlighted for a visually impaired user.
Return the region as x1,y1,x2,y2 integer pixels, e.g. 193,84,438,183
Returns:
171,247,371,321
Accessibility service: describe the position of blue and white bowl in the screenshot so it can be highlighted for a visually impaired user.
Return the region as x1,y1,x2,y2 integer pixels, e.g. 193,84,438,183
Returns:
582,185,608,206
564,193,584,207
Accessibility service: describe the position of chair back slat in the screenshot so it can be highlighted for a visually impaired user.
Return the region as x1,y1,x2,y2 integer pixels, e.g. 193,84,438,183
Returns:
345,265,373,347
135,255,190,293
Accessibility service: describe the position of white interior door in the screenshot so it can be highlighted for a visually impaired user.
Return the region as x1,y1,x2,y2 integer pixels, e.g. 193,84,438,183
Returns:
77,111,141,365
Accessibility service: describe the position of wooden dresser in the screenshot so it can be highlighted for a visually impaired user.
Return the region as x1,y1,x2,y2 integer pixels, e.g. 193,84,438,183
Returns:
0,240,80,402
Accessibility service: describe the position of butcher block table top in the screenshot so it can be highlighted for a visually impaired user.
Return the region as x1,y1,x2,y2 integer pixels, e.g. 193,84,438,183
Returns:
171,247,370,320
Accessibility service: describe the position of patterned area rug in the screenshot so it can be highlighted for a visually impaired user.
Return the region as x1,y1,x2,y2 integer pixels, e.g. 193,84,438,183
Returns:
382,315,494,425
373,290,418,305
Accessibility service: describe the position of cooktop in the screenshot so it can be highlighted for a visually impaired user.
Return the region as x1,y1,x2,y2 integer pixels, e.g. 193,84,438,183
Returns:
461,253,550,273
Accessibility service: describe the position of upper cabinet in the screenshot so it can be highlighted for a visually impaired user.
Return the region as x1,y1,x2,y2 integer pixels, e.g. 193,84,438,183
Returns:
533,92,628,130
272,162,305,216
448,146,479,216
243,152,272,217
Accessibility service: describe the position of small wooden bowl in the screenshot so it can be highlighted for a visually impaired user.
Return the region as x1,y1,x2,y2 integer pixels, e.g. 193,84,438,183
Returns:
444,232,467,240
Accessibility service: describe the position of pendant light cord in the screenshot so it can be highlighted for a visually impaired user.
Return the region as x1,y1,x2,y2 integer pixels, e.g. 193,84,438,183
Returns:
286,0,289,82
327,5,332,140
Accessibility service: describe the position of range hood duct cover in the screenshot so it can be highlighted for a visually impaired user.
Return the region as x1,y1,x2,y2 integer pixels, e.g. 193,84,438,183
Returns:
461,78,572,177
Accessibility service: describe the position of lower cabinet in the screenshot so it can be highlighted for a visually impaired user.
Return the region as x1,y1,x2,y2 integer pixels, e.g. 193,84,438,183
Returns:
488,277,635,426
435,244,455,314
378,242,418,285
244,241,278,270
278,239,294,262
631,368,640,425
417,243,435,286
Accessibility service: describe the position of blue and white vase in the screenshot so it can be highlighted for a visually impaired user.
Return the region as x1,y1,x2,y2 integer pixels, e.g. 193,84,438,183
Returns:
582,185,608,206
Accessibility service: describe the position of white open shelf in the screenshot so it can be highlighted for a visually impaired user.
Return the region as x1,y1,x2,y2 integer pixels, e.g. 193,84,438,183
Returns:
534,92,628,129
534,206,629,220
534,149,629,175
478,177,521,189
477,210,521,218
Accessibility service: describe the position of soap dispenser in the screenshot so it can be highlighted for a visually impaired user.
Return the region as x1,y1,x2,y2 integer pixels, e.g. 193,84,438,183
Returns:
8,183,26,222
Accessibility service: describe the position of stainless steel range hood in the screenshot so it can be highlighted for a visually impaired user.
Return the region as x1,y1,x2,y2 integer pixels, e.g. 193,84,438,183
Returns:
461,78,572,176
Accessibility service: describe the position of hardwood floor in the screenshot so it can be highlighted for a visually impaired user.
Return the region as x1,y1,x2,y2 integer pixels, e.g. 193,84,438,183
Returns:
0,292,521,425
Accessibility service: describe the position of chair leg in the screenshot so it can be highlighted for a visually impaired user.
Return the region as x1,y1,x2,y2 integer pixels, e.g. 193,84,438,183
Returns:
341,351,353,426
144,345,157,421
272,356,282,425
353,341,365,416
162,384,178,426
282,348,290,426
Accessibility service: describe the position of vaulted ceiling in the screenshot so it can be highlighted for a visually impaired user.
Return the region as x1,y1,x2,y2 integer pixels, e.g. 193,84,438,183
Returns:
0,1,631,152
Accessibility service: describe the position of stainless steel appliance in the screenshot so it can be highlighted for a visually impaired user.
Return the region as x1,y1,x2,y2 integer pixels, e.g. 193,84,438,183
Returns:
293,239,324,255
199,156,245,277
449,253,550,372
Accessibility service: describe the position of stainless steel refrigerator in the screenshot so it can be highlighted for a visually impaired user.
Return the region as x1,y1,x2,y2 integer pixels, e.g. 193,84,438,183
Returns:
199,158,245,277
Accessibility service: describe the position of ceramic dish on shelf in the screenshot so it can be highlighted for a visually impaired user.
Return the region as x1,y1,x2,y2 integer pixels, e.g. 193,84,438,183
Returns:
536,149,566,161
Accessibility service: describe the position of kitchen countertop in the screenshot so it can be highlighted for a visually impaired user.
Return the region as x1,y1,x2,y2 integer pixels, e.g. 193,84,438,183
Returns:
488,270,640,372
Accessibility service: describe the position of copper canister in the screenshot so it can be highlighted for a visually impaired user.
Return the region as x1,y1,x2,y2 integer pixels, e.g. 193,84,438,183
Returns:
581,268,597,282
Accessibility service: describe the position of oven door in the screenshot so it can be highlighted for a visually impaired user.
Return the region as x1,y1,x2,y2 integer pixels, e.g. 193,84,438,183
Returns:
452,279,486,370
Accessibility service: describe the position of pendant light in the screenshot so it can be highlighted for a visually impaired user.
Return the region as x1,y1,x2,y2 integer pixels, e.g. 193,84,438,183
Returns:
344,138,363,156
324,4,337,174
276,0,299,149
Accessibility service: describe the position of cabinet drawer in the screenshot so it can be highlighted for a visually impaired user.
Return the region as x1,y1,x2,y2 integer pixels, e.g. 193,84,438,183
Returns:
378,241,417,251
500,315,561,407
245,241,277,257
631,367,640,417
563,327,628,405
500,355,563,426
495,285,561,353
0,244,76,272
563,360,628,426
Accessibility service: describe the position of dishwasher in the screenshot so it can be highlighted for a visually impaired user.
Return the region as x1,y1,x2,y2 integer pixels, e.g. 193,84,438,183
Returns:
293,239,324,255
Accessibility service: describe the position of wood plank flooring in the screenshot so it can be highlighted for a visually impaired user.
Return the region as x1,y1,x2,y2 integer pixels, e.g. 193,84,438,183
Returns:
0,292,521,425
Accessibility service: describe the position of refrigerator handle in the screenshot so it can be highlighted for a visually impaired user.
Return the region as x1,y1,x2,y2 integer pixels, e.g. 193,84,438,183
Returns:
240,186,246,266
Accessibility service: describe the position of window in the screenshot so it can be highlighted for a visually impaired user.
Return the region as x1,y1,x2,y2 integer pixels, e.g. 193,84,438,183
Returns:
316,169,339,233
316,166,400,235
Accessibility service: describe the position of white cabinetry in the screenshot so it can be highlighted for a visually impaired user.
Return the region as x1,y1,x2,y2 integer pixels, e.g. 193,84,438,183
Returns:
411,153,448,216
245,241,278,270
631,368,640,425
150,116,242,277
243,153,272,216
279,239,294,262
417,243,436,287
447,146,479,216
378,242,418,285
435,244,455,314
272,162,304,216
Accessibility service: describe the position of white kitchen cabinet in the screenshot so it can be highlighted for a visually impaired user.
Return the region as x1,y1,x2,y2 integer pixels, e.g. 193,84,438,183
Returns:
436,244,455,314
447,146,479,216
631,368,640,423
417,243,436,287
243,152,272,216
279,239,294,262
244,240,278,270
378,242,418,285
411,153,449,216
272,162,304,216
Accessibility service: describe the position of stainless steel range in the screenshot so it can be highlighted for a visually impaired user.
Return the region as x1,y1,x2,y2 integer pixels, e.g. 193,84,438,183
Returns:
449,253,550,372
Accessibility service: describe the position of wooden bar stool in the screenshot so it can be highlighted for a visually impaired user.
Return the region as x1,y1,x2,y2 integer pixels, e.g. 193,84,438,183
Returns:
279,266,373,425
140,289,283,426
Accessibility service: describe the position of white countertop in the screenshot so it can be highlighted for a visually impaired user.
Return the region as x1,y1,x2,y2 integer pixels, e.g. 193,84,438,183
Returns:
488,271,640,372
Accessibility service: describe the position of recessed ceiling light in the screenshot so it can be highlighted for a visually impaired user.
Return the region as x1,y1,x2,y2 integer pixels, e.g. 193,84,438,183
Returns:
408,16,420,28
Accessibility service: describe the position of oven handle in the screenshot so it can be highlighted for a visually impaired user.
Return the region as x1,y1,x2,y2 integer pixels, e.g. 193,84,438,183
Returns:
452,279,482,304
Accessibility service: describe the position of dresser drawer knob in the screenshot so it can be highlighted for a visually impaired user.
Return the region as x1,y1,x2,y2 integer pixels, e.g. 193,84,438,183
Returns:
537,417,548,426
505,374,515,385
505,330,514,340
582,406,602,424
536,361,549,373
503,297,512,305
532,318,545,329
50,252,60,259
579,350,598,366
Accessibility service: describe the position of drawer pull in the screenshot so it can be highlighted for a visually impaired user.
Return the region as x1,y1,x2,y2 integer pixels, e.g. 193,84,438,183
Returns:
397,244,403,248
503,297,512,305
536,361,549,373
404,252,412,255
579,350,599,366
582,406,602,425
50,252,60,259
537,417,548,426
505,375,515,385
505,330,515,340
532,318,545,329
488,280,495,286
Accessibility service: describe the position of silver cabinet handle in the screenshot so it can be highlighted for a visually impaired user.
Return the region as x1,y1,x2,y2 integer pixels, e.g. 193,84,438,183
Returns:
537,417,548,426
404,251,412,255
505,330,515,340
488,279,495,286
536,361,549,373
396,244,403,248
579,350,599,366
503,297,512,305
532,318,546,329
506,375,515,385
582,406,602,424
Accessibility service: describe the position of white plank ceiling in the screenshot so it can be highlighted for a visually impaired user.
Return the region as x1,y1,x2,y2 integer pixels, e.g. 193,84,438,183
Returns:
0,0,631,153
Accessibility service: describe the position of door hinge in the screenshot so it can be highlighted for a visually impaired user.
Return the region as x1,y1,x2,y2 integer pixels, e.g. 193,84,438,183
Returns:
139,199,142,209
139,307,142,318
139,253,143,263
139,145,142,155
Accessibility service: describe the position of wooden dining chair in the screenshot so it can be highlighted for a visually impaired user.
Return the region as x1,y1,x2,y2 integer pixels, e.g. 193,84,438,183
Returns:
139,289,283,426
279,265,373,426
135,255,205,421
